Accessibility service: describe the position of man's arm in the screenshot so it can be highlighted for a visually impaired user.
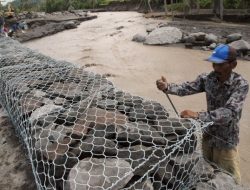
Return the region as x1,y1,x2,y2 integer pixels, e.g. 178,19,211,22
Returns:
158,74,206,97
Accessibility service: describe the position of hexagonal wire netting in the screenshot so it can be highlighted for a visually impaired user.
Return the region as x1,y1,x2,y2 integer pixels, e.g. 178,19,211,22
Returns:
0,37,229,190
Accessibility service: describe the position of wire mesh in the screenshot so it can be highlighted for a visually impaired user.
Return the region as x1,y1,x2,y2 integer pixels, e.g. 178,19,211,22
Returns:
0,37,242,190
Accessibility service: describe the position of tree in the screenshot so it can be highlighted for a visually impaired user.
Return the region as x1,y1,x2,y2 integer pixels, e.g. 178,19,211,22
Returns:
213,0,223,19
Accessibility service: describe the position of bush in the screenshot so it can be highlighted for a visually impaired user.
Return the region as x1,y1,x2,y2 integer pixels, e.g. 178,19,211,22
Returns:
198,0,212,9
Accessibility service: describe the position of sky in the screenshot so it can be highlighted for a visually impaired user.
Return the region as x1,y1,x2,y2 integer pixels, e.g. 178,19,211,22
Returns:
1,0,14,6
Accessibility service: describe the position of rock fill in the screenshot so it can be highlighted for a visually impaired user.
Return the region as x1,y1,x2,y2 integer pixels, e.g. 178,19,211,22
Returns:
0,37,242,190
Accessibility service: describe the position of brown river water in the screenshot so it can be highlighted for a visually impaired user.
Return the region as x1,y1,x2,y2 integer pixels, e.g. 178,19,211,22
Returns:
24,11,250,186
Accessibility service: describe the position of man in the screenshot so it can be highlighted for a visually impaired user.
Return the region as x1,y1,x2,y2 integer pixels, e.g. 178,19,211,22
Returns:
156,44,249,184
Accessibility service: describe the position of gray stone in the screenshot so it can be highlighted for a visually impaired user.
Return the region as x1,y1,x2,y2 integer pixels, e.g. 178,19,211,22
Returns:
154,159,175,187
144,27,182,45
209,43,217,50
73,137,117,157
205,33,218,44
146,25,156,33
54,97,66,105
132,33,147,43
189,32,206,41
169,152,200,189
96,99,118,110
229,40,250,51
226,33,242,43
191,157,215,179
116,26,124,30
132,149,165,176
208,172,243,190
155,118,192,135
30,104,64,125
46,82,83,100
93,124,115,138
127,178,154,190
183,35,196,44
31,89,46,98
116,122,166,146
64,21,77,29
66,158,133,190
195,182,214,190
20,94,45,114
201,46,210,51
118,145,153,160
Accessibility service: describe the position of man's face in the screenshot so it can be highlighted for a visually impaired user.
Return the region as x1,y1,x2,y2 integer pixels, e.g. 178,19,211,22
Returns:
212,61,235,81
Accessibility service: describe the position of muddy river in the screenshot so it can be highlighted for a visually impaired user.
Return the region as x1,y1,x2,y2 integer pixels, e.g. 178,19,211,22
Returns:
24,11,250,186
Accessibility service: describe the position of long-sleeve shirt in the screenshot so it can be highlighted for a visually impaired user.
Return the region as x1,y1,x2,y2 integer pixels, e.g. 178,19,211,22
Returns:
164,71,249,149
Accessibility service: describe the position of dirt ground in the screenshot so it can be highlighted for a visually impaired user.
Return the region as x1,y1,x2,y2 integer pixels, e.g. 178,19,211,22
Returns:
5,11,249,188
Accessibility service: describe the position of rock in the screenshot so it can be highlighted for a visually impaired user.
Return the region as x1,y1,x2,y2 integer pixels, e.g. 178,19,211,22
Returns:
64,21,77,29
158,23,168,28
189,32,206,41
20,94,44,114
146,25,156,33
118,145,154,161
226,33,242,43
131,149,165,176
205,33,218,44
144,27,182,45
66,158,133,190
127,178,154,190
183,35,196,44
169,152,200,189
29,104,64,125
83,107,127,126
46,82,83,101
35,12,46,18
132,33,147,43
154,159,175,188
229,40,250,51
209,43,217,50
88,123,116,139
116,122,166,146
208,172,244,190
195,182,214,190
185,43,194,49
54,97,66,105
96,99,118,110
191,158,215,179
116,26,124,30
79,137,117,156
201,46,210,51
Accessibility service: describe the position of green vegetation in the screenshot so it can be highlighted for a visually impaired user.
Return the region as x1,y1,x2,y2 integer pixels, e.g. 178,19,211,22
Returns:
166,0,249,12
2,0,250,13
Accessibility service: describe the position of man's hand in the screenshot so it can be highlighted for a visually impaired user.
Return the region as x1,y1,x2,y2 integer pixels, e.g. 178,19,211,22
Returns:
156,76,168,91
180,110,198,119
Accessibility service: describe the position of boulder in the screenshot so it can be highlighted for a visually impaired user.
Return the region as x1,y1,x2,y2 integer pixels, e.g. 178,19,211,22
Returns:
229,40,250,51
144,27,182,45
132,33,147,43
226,33,242,43
189,32,206,41
64,21,77,29
205,33,218,44
208,172,244,190
66,158,133,190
